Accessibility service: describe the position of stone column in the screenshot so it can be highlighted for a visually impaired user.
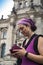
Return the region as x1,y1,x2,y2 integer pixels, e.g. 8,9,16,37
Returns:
35,17,42,34
5,23,13,55
0,30,1,57
33,0,41,5
5,14,16,55
41,18,43,34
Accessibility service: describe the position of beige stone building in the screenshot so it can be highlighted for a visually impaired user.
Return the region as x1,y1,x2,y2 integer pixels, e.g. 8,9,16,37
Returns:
0,0,43,65
0,14,17,65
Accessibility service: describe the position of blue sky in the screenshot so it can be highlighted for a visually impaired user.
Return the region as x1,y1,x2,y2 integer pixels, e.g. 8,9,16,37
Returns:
0,0,14,19
0,0,6,7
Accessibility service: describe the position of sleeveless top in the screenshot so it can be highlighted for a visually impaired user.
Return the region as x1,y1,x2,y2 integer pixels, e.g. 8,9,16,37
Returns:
21,34,41,65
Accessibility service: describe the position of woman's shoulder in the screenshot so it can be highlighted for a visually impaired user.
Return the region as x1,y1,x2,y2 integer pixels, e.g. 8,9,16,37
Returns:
38,35,43,55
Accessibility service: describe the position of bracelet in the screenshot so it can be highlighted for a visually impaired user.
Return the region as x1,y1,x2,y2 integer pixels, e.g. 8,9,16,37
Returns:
25,52,28,58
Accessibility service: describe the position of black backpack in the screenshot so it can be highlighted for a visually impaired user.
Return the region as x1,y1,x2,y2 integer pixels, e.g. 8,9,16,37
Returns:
34,35,43,55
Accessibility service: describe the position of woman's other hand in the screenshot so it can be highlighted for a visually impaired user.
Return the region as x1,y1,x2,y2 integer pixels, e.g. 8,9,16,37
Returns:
12,47,27,57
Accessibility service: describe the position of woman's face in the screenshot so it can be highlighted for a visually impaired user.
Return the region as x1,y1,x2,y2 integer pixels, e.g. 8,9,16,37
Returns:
18,24,31,37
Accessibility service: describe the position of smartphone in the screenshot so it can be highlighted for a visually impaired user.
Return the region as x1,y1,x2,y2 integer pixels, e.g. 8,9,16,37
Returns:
10,44,22,53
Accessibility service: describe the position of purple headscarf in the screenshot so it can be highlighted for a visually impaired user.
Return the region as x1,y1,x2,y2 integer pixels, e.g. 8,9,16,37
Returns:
17,18,35,27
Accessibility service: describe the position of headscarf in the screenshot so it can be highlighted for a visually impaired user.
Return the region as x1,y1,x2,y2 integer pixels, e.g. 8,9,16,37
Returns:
17,18,35,27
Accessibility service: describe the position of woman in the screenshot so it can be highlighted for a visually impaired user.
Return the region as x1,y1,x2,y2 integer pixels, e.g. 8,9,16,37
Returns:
12,18,43,65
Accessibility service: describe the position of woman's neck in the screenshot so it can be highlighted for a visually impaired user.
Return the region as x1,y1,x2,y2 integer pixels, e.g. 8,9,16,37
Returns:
28,32,34,39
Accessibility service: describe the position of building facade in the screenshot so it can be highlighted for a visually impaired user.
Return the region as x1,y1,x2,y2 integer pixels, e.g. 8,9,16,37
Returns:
0,0,43,65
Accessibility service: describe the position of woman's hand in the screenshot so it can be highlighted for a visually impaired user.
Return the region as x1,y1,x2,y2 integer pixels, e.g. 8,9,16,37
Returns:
12,47,27,57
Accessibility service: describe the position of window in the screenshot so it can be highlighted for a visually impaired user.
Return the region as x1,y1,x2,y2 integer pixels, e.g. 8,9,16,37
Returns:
1,43,6,58
1,31,7,39
41,0,43,6
1,28,7,39
19,2,22,8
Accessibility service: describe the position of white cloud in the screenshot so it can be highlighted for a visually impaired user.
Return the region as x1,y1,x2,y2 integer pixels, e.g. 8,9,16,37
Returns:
0,0,14,19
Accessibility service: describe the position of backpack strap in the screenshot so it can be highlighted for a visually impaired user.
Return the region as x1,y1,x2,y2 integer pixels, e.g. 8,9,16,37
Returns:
23,39,27,47
34,35,43,55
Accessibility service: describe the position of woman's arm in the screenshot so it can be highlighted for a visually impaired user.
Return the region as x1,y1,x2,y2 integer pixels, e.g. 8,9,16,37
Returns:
27,52,43,64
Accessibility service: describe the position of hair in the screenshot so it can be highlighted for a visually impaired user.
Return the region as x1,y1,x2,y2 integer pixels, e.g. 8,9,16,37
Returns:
31,25,37,32
23,24,37,32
